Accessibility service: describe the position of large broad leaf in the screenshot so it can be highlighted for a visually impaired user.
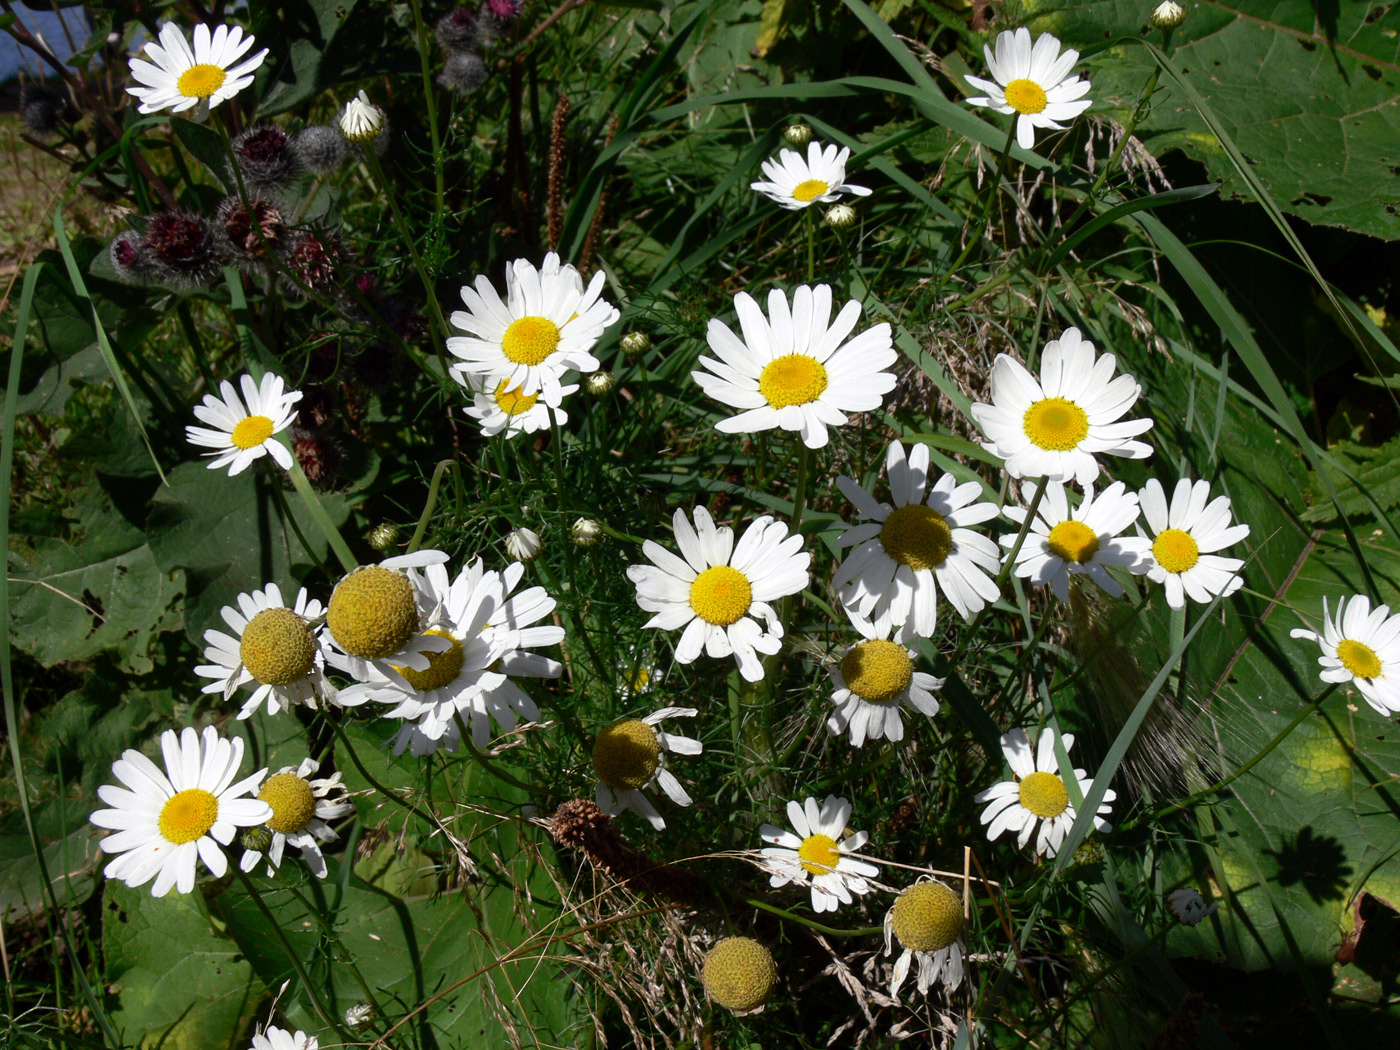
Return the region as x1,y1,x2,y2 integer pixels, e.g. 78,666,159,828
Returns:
0,800,104,921
1025,0,1400,240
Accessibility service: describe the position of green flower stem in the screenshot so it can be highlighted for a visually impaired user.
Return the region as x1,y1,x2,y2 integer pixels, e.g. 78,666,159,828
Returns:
267,475,329,575
1168,602,1187,700
741,896,881,938
450,713,546,795
529,557,604,740
952,475,1047,664
805,206,816,283
287,459,358,574
943,119,1017,285
284,882,385,1016
329,719,441,830
175,300,218,388
408,458,458,554
407,0,446,222
790,439,812,536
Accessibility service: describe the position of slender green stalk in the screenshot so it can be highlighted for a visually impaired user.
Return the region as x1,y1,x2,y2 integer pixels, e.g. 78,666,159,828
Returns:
952,476,1047,664
408,458,458,553
287,459,358,573
805,206,816,282
741,896,881,937
407,0,447,221
451,713,546,795
942,119,1017,282
789,440,811,535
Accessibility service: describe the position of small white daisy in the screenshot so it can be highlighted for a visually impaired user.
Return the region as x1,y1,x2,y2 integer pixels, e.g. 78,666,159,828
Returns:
250,1026,317,1050
974,727,1114,859
194,584,333,719
1167,887,1218,926
322,550,455,685
1001,480,1146,602
759,795,880,913
964,28,1093,151
832,441,1002,644
826,620,945,747
627,506,810,682
88,726,270,897
750,141,872,210
1122,478,1251,609
969,327,1153,486
446,252,620,406
127,22,268,118
592,707,703,830
692,284,896,450
462,374,578,438
239,757,354,878
185,373,301,475
338,89,385,143
884,877,965,999
1290,594,1400,716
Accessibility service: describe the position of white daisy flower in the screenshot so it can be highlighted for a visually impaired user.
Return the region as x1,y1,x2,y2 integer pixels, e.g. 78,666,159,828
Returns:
750,141,872,210
462,374,578,438
194,583,332,719
592,707,702,830
759,795,880,913
127,22,268,118
1121,478,1251,609
974,727,1114,859
692,284,897,450
627,506,810,682
832,441,1002,644
88,726,270,897
1290,594,1400,716
446,252,620,407
826,620,945,747
239,757,354,879
250,1026,317,1050
1001,480,1146,602
322,550,455,685
968,327,1153,486
1167,887,1218,926
964,28,1093,151
884,877,965,999
185,373,302,476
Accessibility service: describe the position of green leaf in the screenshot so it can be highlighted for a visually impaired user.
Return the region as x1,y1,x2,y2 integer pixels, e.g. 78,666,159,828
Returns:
1301,435,1400,524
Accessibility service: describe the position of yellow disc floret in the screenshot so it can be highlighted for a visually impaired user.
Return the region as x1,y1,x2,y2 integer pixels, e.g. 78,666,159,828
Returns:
159,788,220,844
891,881,964,953
493,381,539,416
758,354,829,408
258,772,318,835
1003,78,1048,115
880,504,953,570
501,316,561,366
792,179,830,203
1047,520,1099,564
177,64,227,99
393,630,465,692
1152,528,1200,574
1338,638,1383,680
1018,770,1070,819
702,937,777,1012
592,719,662,791
327,566,420,659
239,607,316,686
1022,397,1089,451
798,832,841,875
689,565,753,626
841,640,913,702
231,415,275,450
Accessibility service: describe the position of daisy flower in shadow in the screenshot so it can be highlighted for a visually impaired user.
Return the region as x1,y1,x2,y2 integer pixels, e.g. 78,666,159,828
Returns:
1001,480,1146,602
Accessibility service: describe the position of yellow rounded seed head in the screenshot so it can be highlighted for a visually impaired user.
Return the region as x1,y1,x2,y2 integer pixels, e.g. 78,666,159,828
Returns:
758,353,829,408
880,504,953,571
159,788,220,844
231,414,275,449
592,719,661,791
327,566,419,659
239,608,316,686
840,639,913,702
177,63,227,99
702,937,777,1012
1152,528,1200,574
1338,638,1383,680
1047,520,1099,565
258,772,318,834
891,881,964,952
1018,770,1069,818
394,630,465,692
501,315,561,366
1003,78,1048,115
688,565,753,626
1022,396,1089,451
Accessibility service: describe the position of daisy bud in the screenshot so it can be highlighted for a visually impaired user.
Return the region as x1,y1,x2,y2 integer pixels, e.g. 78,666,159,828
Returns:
344,1003,375,1030
338,90,386,144
1150,1,1187,28
783,123,812,146
239,824,272,853
824,203,857,228
1167,887,1218,925
366,522,400,552
702,937,777,1013
505,526,542,563
292,125,347,175
434,7,478,51
571,517,604,547
230,123,295,192
437,51,487,94
585,370,615,395
620,331,651,356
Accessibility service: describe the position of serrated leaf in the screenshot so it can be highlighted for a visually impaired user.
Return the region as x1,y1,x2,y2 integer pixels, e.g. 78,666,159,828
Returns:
1301,435,1400,523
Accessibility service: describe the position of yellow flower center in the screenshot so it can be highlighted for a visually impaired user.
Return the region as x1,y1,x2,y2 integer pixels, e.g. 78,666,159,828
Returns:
393,630,465,692
176,63,228,99
840,639,913,702
1337,638,1384,680
258,772,318,835
493,380,539,416
1152,528,1200,574
239,607,317,686
501,316,561,366
231,415,276,450
1018,770,1069,819
327,566,420,660
688,565,753,626
1022,397,1089,451
792,178,830,203
1004,78,1048,115
1047,520,1099,564
758,354,829,408
629,665,653,692
158,788,220,845
891,881,964,953
880,504,953,571
592,719,661,791
798,832,841,875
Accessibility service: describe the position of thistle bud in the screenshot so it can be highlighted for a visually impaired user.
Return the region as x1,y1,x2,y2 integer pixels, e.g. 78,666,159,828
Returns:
506,526,542,563
585,370,615,395
292,125,347,175
824,203,857,229
783,123,812,146
620,331,651,356
571,517,604,547
438,51,487,94
1150,1,1186,29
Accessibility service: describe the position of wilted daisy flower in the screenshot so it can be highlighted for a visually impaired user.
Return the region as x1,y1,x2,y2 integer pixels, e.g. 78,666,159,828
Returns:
969,327,1153,486
964,28,1093,151
826,621,945,747
185,373,302,476
627,506,810,682
127,22,268,118
250,1026,317,1050
759,795,880,913
1001,481,1145,602
1168,887,1217,925
832,442,1002,643
239,757,354,878
692,284,896,450
592,707,702,829
751,141,871,210
1290,595,1400,715
974,727,1114,859
884,878,965,998
194,584,331,718
1121,478,1251,609
462,375,577,437
89,726,270,897
447,252,620,406
322,550,453,684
